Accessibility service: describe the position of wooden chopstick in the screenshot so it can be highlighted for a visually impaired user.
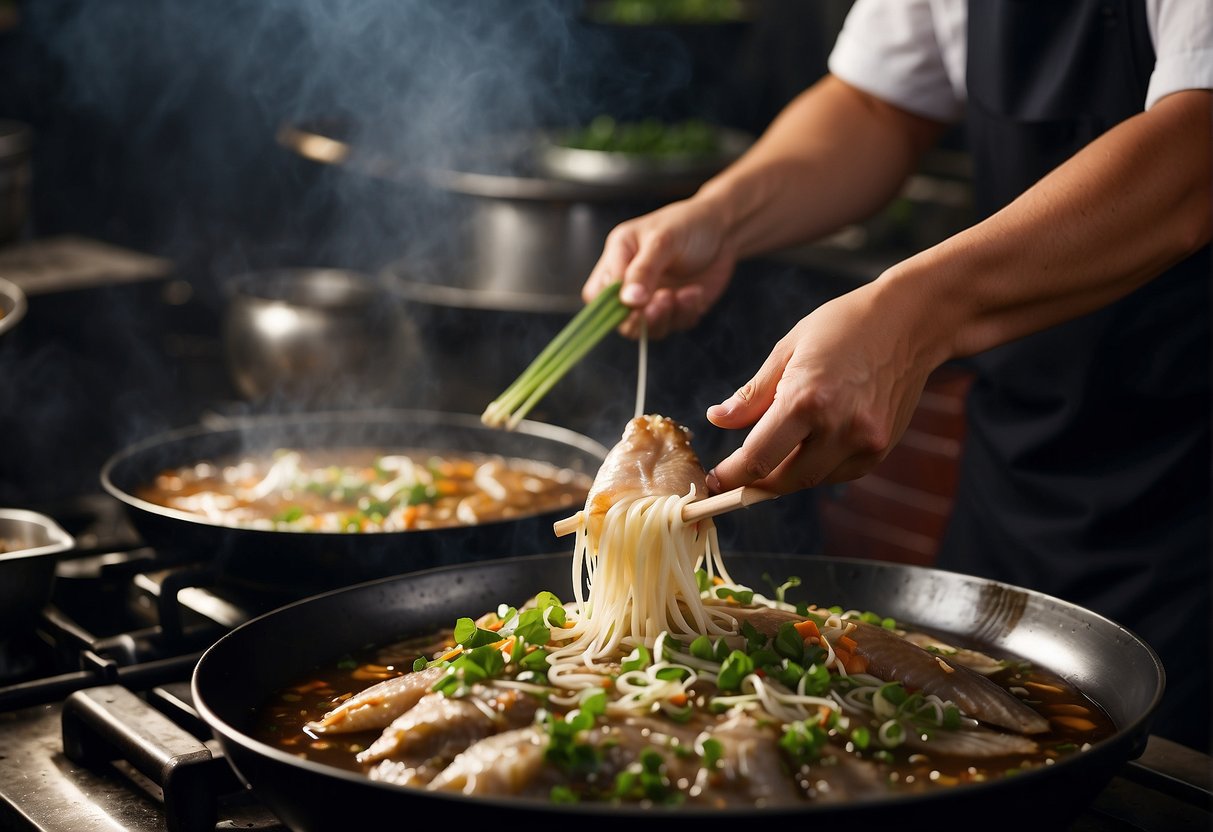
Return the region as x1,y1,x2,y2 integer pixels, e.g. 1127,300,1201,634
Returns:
552,486,778,538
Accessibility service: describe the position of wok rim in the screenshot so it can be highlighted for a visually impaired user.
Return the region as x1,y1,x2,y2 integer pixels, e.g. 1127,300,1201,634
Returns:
0,275,27,339
192,551,1165,821
99,408,609,537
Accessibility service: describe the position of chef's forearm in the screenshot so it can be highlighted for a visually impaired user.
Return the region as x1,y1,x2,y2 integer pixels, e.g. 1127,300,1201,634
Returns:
696,75,947,260
879,88,1212,366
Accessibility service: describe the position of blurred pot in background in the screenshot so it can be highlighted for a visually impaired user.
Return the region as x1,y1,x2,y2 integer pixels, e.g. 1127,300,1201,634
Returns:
222,268,421,409
0,120,31,245
0,275,25,343
0,509,74,637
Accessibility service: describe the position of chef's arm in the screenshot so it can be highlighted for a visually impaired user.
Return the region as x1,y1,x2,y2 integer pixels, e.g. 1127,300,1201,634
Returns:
696,74,949,259
878,88,1212,369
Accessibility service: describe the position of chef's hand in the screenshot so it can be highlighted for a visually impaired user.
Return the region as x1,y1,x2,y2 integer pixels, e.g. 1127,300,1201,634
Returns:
704,281,941,495
582,196,737,340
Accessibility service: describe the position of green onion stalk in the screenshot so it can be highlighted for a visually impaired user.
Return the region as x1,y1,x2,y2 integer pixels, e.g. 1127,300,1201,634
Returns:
481,282,628,430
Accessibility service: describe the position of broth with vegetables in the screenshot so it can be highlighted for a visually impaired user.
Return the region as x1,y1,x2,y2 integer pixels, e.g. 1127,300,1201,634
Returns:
136,448,591,533
252,583,1115,806
249,416,1117,808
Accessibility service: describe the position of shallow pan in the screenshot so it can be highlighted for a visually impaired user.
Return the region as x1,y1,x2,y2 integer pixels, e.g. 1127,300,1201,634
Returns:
100,410,607,597
193,552,1162,831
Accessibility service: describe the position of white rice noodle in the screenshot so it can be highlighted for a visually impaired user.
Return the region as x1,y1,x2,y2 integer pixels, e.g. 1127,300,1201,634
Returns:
546,487,737,698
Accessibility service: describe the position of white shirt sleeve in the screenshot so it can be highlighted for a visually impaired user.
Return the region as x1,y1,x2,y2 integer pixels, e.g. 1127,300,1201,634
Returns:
1145,0,1213,109
826,0,966,123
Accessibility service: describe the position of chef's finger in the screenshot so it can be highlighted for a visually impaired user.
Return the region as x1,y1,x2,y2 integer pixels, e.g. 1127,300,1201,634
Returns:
583,227,637,304
705,340,791,430
709,393,816,493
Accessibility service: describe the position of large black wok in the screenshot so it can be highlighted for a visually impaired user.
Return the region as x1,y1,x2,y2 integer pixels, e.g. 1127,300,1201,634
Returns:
193,553,1163,831
100,410,607,595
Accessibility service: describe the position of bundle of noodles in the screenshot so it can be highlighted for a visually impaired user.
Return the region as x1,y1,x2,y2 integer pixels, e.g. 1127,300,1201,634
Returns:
545,414,740,704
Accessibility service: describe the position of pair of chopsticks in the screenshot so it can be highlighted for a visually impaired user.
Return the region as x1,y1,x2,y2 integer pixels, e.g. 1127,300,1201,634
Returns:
552,485,778,538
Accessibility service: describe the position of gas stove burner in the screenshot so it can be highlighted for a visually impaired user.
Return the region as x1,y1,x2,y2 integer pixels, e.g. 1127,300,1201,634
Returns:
0,635,43,686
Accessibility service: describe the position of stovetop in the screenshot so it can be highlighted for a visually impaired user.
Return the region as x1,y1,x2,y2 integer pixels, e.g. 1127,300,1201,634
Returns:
0,494,1209,832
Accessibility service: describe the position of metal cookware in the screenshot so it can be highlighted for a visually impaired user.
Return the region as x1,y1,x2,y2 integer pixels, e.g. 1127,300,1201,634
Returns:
535,125,753,186
192,552,1163,831
0,275,25,341
222,268,420,407
0,509,75,635
276,121,706,302
99,410,608,596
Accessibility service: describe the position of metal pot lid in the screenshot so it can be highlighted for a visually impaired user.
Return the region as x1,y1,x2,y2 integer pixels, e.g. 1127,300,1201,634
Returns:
0,120,32,160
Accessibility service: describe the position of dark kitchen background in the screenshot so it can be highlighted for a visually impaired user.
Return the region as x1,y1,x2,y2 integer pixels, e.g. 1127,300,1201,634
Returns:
1,3,1210,831
1,0,930,558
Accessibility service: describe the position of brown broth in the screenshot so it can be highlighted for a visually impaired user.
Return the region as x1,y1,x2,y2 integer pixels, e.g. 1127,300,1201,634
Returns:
250,609,1117,804
136,448,591,533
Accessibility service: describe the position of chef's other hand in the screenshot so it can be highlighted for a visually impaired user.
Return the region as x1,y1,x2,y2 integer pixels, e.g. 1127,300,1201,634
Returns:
704,283,940,495
582,197,737,340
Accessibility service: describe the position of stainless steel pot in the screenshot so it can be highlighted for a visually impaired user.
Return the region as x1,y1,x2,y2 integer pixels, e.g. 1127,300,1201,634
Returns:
221,268,421,407
0,509,75,635
276,121,709,302
0,120,32,245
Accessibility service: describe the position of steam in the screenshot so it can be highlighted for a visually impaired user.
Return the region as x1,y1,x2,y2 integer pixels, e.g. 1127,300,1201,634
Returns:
7,0,828,561
28,1,696,273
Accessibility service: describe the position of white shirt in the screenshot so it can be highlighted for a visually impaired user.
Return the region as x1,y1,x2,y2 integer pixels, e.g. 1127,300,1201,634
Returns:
828,0,1213,121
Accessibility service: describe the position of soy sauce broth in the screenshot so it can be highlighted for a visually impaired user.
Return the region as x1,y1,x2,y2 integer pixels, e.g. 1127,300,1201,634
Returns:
250,615,1117,799
137,448,591,533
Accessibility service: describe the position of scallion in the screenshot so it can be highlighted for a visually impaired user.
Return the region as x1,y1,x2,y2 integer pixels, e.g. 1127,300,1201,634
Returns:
481,282,628,429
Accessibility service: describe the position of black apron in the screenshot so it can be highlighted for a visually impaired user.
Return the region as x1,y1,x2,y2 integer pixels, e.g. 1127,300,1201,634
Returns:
937,0,1212,752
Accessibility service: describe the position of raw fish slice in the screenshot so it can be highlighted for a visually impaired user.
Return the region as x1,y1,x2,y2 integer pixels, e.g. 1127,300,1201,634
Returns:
357,687,539,765
716,605,1050,735
304,666,444,734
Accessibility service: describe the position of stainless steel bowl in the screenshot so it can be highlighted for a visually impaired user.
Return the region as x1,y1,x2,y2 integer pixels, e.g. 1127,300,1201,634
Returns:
222,268,421,407
0,275,26,341
536,126,754,186
0,509,75,635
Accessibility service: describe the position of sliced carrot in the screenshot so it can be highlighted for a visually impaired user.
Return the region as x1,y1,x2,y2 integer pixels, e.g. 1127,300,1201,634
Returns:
436,646,463,663
1052,715,1097,732
668,693,688,707
838,635,858,653
794,619,821,641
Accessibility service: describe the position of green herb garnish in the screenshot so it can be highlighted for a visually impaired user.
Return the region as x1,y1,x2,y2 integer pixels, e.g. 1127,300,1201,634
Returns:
482,282,628,430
